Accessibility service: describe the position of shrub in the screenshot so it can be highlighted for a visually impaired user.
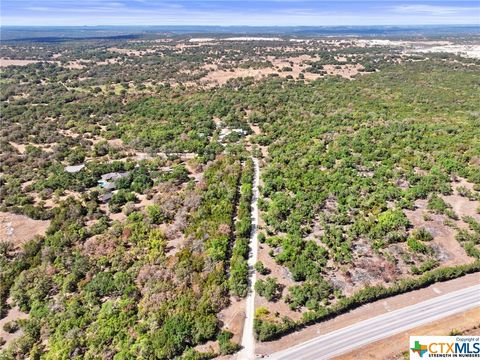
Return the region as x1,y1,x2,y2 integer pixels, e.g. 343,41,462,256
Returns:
255,307,270,318
255,277,281,302
412,259,439,275
427,194,450,214
217,331,240,355
254,261,269,275
463,216,480,234
464,242,480,259
257,232,266,244
147,204,165,224
407,237,430,254
445,209,459,220
371,209,409,239
285,278,332,311
254,261,480,341
3,320,19,333
449,329,463,336
412,228,433,241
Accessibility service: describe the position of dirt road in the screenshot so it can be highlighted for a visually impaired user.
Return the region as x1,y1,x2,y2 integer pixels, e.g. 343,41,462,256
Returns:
238,157,260,360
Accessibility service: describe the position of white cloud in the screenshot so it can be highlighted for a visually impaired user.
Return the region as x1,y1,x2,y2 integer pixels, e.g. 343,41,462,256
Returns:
391,4,479,16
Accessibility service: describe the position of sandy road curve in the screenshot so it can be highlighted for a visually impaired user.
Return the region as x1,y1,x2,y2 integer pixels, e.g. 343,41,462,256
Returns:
268,284,480,360
238,157,260,360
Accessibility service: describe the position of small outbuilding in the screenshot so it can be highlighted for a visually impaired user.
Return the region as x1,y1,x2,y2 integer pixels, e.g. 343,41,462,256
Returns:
98,172,129,190
65,164,85,173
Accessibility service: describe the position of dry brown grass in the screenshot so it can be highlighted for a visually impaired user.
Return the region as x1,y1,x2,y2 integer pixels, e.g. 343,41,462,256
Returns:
0,212,49,248
0,305,29,350
404,198,473,267
218,296,248,344
0,58,41,67
323,63,365,78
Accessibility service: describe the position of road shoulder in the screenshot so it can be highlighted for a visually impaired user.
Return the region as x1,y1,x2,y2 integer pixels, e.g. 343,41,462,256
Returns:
334,307,480,360
256,272,480,356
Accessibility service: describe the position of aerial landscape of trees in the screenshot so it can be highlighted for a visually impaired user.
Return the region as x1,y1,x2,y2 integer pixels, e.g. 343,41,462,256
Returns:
1,31,479,358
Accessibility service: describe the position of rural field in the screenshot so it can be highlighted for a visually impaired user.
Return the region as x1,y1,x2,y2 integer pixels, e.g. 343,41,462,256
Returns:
1,22,479,360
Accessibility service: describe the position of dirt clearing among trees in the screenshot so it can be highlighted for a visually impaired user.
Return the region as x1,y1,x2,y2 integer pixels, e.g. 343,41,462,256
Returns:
0,212,49,248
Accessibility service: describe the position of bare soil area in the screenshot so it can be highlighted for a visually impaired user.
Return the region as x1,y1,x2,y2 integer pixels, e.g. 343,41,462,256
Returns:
0,212,50,248
0,305,29,350
353,39,480,59
8,142,26,154
268,55,322,80
324,247,402,297
256,242,304,321
65,61,87,69
107,47,142,56
404,199,474,267
200,67,277,86
135,194,155,211
199,54,322,86
192,292,247,356
442,178,480,223
198,55,364,86
219,296,247,344
0,58,42,67
323,64,365,79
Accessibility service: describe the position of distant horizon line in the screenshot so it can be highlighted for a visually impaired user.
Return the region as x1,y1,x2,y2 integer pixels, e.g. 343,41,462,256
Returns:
2,24,479,28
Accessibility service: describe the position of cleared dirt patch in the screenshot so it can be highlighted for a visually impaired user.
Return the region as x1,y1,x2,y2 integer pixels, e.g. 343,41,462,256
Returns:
35,190,81,209
107,138,124,148
198,54,324,87
0,212,49,248
323,64,365,79
326,248,401,297
0,58,41,67
256,242,304,321
268,55,322,80
107,47,157,56
441,178,480,223
65,61,87,69
200,67,277,86
218,296,247,344
404,199,473,267
197,53,366,86
0,305,29,350
8,142,26,154
135,194,155,211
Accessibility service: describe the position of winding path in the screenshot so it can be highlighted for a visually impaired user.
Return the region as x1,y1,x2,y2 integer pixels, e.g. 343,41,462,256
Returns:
238,157,260,360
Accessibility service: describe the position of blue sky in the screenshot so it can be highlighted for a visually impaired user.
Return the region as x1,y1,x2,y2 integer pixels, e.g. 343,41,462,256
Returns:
2,0,479,26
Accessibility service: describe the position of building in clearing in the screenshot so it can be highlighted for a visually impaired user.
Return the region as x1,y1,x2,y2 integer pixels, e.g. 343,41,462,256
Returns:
98,192,113,203
65,164,85,173
98,172,129,190
219,128,247,142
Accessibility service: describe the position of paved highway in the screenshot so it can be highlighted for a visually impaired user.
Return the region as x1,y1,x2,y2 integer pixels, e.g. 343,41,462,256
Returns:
268,284,480,360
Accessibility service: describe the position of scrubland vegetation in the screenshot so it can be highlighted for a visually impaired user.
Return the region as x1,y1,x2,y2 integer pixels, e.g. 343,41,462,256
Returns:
1,33,479,358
